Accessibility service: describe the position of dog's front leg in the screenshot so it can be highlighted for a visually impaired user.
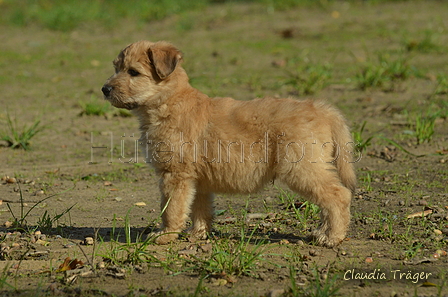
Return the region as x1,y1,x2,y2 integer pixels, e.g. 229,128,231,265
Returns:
153,174,196,244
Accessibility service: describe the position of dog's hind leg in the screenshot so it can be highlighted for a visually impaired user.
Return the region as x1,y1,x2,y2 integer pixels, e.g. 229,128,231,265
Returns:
153,174,196,244
188,192,214,240
284,167,352,247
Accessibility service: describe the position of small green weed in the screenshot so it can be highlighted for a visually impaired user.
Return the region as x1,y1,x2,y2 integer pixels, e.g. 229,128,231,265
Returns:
403,242,423,259
1,112,43,150
352,121,374,153
355,53,414,90
99,211,160,268
79,97,111,117
36,205,75,233
277,187,319,230
361,172,373,192
0,264,15,290
434,74,448,95
191,228,266,278
6,185,73,232
283,59,332,95
288,265,340,297
405,30,440,53
410,110,440,144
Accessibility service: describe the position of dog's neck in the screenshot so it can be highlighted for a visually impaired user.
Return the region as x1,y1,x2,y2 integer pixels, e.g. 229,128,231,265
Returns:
134,73,210,142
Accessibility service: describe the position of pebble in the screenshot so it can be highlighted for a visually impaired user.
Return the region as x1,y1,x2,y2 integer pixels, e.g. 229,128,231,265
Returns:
309,249,321,257
113,197,122,202
435,250,447,256
398,200,405,206
434,229,443,235
35,190,45,196
134,202,146,207
6,177,17,184
199,243,213,253
418,200,428,206
267,289,285,297
365,257,373,263
178,248,197,256
84,237,94,245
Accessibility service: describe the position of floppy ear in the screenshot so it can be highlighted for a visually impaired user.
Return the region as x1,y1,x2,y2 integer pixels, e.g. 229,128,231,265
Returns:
148,42,183,79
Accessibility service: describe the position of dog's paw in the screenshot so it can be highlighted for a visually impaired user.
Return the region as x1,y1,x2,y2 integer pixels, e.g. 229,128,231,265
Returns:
309,230,344,248
186,227,208,242
147,230,179,245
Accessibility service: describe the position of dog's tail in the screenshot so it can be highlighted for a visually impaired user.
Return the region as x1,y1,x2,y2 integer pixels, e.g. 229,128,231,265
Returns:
331,109,357,194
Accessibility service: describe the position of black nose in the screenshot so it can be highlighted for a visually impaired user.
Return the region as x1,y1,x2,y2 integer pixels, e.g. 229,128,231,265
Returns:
102,85,112,96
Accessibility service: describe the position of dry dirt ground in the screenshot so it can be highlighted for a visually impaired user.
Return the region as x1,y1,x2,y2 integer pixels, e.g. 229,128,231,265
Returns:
0,1,447,296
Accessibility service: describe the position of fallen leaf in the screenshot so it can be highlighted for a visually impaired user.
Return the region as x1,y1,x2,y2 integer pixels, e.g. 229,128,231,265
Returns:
421,281,437,287
407,209,433,219
57,257,84,272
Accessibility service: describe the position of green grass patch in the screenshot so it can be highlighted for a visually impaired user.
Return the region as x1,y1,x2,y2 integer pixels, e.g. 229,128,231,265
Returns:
1,112,44,150
355,53,415,90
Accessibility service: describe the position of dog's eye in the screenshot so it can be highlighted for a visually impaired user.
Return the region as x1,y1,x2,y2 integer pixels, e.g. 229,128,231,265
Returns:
128,69,140,77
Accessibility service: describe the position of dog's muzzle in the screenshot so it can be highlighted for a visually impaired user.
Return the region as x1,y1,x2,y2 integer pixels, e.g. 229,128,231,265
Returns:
102,85,113,97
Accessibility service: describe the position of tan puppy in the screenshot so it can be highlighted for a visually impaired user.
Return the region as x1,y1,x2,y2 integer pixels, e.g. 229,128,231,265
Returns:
102,41,356,247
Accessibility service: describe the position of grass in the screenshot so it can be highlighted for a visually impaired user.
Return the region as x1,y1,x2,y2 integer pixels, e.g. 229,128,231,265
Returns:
277,187,320,230
283,59,332,95
288,265,341,297
405,30,441,53
1,112,43,150
6,185,74,233
79,96,112,117
1,0,209,31
192,229,266,278
352,121,374,153
355,53,415,90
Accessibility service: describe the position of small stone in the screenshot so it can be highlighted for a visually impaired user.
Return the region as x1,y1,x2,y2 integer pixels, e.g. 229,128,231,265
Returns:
134,202,146,207
418,200,428,206
113,197,122,202
434,229,443,235
84,237,94,245
34,230,42,236
212,278,227,286
279,239,289,245
178,248,197,256
365,257,373,263
398,200,405,206
36,239,49,246
103,181,113,186
35,190,45,196
6,178,17,184
268,289,285,297
309,249,321,256
199,243,213,253
4,221,13,228
435,250,447,256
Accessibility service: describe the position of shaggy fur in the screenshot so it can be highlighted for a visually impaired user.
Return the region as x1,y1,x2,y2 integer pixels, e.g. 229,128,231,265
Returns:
102,40,356,247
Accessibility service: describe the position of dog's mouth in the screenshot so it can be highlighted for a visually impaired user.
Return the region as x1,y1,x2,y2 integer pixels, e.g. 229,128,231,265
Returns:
103,94,138,110
101,84,137,110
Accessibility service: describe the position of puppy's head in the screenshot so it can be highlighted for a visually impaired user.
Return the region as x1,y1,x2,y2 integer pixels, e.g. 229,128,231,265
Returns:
102,41,183,109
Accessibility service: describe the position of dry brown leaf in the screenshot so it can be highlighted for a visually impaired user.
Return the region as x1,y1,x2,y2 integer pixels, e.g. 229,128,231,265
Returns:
406,209,433,219
57,257,84,272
